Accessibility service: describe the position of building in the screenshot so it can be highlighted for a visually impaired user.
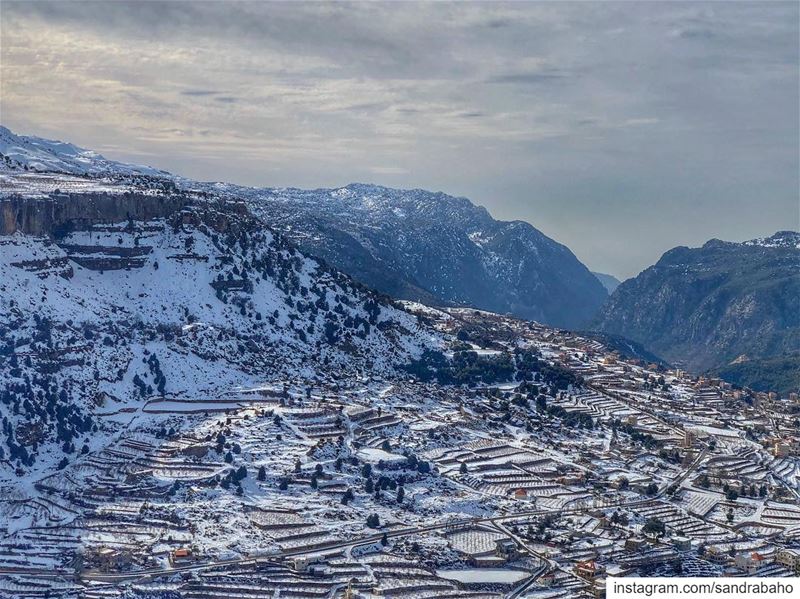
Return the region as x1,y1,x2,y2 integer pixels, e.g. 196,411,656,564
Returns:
625,538,649,552
539,572,556,587
683,429,697,448
87,547,133,572
513,488,529,500
169,548,193,566
775,549,800,574
495,538,519,560
733,551,765,574
672,536,692,551
705,546,731,565
575,560,606,580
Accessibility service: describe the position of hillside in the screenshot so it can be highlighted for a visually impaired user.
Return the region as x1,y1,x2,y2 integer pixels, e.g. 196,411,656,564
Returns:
0,187,440,477
592,231,800,385
205,182,609,329
0,125,166,177
711,353,800,396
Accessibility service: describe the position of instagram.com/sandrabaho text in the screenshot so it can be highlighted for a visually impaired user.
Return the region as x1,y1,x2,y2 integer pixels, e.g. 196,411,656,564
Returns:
608,577,800,599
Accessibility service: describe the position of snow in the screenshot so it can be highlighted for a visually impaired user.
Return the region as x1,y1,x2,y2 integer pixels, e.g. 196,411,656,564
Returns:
0,125,167,177
357,448,406,464
436,568,529,583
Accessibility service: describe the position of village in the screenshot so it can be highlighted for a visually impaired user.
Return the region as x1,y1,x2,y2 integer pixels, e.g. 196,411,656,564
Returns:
1,306,799,599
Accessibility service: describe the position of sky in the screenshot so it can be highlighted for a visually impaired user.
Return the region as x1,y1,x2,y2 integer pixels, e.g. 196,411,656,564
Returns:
1,1,798,279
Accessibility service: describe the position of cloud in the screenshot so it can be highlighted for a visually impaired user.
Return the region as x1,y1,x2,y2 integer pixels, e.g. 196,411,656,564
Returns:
0,0,796,278
369,166,410,175
488,70,571,85
181,90,223,97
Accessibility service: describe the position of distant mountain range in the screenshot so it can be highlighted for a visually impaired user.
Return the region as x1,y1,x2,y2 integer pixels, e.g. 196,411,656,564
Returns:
593,231,800,393
592,272,621,294
4,125,797,395
0,126,608,329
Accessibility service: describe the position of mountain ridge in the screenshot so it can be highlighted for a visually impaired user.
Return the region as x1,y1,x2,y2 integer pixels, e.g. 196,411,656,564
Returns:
592,231,800,390
0,125,608,329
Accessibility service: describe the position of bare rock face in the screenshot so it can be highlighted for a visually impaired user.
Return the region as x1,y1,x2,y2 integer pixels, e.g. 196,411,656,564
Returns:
0,192,188,236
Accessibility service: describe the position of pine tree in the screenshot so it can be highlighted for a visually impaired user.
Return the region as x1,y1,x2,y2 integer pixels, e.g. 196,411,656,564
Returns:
342,489,354,505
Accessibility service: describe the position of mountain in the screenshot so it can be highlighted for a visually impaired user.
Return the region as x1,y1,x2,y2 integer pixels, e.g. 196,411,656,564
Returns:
0,125,167,177
0,126,608,329
198,183,609,329
710,353,800,395
0,185,440,476
592,231,800,389
592,271,621,294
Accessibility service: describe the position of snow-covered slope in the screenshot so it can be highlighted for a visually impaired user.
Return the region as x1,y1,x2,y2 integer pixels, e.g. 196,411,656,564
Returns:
0,189,441,478
742,230,800,249
0,125,167,177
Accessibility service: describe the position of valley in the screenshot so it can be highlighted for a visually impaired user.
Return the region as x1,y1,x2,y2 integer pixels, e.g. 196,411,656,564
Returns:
0,135,797,599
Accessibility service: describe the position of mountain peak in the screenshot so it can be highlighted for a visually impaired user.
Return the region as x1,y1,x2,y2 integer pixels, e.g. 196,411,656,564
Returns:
0,124,167,177
743,230,800,249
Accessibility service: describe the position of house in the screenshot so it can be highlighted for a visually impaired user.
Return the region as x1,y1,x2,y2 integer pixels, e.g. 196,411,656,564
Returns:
88,547,132,572
575,560,605,580
705,546,731,565
169,548,193,566
291,556,327,572
775,549,800,573
672,536,692,551
495,538,519,560
539,572,556,587
625,538,648,552
735,552,764,574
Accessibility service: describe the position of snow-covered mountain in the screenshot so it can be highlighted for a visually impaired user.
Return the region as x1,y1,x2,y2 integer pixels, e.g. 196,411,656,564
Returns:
0,187,441,477
0,126,608,329
220,183,610,329
0,125,167,177
742,230,800,249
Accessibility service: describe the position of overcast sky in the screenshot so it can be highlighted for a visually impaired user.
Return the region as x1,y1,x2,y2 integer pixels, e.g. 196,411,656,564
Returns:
1,1,797,278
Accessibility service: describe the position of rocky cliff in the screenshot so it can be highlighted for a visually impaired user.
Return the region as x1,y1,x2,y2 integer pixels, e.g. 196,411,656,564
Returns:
592,232,800,385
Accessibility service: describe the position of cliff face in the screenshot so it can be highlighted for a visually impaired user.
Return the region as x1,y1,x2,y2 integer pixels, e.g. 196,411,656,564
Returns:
0,193,188,236
592,232,800,377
